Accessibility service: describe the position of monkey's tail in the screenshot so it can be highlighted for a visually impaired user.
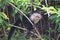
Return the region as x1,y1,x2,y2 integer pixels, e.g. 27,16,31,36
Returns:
7,27,16,40
7,19,21,40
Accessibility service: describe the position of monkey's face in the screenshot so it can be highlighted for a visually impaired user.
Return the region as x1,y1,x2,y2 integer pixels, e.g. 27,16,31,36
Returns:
30,13,42,24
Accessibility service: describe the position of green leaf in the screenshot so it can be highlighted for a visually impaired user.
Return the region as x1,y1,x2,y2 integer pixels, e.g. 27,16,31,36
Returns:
12,9,18,16
10,0,14,3
57,25,60,32
0,12,9,19
7,27,11,30
47,28,54,32
48,6,57,11
43,35,50,40
3,21,9,27
29,37,32,40
19,15,22,21
2,36,6,40
58,8,60,14
0,17,3,24
42,5,48,11
2,13,9,19
50,14,57,20
56,18,60,23
11,37,16,40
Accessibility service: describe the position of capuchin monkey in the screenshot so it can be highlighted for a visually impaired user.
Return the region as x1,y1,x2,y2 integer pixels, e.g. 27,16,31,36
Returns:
7,12,42,40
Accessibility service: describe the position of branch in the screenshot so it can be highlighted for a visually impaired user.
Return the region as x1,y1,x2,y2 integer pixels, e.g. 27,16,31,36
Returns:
45,0,50,17
57,34,60,40
9,24,38,38
9,24,27,30
9,3,34,26
45,0,48,7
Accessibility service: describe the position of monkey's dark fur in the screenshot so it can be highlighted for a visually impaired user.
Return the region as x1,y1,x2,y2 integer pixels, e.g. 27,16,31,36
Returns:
7,12,42,40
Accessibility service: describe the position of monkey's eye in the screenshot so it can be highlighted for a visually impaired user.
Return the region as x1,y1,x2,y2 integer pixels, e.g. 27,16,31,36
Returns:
36,16,40,18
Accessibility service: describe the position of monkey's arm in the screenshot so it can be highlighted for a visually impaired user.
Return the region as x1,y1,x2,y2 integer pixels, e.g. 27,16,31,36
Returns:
8,19,21,40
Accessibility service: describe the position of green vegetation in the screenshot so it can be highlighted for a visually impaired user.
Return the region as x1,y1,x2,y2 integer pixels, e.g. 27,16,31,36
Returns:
0,0,60,40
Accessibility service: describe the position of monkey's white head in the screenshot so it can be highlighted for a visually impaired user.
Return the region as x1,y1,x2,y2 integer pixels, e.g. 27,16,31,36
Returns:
30,13,42,24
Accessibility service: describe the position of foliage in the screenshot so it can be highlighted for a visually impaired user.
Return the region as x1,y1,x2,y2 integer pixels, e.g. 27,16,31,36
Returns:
42,4,60,33
49,8,60,33
0,0,60,40
0,12,9,26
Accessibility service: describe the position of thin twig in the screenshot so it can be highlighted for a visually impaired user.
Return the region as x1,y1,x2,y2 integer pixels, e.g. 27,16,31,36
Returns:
45,0,50,17
33,25,44,40
54,23,57,40
2,24,7,40
9,24,27,30
57,34,60,40
45,0,48,7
